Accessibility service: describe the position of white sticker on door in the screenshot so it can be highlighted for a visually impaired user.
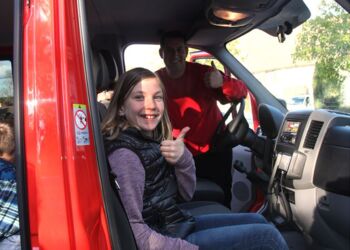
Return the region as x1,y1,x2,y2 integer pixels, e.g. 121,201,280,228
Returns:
73,104,90,146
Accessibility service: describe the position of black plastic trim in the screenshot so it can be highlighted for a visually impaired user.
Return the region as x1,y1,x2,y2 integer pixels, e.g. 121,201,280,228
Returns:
313,125,350,196
13,0,31,249
76,0,137,249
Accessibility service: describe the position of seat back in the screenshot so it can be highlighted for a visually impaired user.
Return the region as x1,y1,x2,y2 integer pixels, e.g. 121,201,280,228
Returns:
92,50,118,121
92,50,110,94
100,49,118,86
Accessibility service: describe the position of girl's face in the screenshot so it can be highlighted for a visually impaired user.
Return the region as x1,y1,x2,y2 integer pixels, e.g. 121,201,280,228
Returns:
121,77,164,137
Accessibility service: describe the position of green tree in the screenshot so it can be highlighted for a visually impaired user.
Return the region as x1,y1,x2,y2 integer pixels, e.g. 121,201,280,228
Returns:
293,0,350,109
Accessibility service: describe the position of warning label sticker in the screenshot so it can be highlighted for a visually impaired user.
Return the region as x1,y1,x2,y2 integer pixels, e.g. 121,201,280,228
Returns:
73,104,90,146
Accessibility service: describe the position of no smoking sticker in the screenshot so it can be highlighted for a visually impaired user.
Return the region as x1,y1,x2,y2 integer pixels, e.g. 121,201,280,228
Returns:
73,104,90,146
75,110,87,130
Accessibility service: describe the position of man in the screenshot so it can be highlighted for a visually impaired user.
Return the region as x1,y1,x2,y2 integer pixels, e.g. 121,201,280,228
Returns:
156,31,247,208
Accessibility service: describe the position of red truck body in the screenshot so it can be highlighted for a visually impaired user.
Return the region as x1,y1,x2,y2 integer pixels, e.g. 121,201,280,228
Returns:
21,1,111,248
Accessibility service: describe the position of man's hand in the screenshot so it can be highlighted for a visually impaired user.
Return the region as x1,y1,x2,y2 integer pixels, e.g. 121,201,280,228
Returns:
204,61,223,88
160,127,190,165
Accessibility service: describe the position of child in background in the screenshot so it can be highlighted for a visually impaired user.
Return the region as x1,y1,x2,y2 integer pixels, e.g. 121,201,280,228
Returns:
0,121,20,249
102,67,288,250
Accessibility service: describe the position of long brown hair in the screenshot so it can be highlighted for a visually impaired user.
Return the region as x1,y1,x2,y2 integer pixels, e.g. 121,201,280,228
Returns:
101,68,172,141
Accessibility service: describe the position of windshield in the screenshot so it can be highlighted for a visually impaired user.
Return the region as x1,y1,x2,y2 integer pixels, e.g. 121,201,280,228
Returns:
226,0,350,113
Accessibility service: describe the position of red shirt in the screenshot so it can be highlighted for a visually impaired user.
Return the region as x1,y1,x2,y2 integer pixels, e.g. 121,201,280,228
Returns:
157,62,247,156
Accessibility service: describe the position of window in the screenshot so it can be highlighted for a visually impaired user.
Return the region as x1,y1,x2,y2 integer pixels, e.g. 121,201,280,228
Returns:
124,45,255,128
125,44,163,71
0,60,13,121
226,0,350,113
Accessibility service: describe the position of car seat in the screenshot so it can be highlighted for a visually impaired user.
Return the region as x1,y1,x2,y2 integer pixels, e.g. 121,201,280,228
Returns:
99,50,118,108
92,50,110,121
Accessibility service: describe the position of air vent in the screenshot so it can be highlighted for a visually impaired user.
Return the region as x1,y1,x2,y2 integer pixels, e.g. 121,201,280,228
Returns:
303,120,324,149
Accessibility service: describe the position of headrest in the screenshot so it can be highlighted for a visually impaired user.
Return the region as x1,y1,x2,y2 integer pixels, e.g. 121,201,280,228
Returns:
100,50,119,86
258,104,284,139
92,50,110,93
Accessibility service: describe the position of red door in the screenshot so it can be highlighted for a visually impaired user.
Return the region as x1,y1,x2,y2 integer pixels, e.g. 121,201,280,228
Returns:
22,0,111,248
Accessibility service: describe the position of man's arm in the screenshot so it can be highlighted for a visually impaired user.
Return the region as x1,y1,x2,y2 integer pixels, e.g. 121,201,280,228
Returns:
205,61,248,104
220,76,247,104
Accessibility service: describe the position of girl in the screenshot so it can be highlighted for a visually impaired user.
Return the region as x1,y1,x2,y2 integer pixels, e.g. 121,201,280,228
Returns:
102,68,288,250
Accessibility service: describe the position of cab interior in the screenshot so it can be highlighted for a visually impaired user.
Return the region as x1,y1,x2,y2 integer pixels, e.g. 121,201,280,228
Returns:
1,0,349,249
85,0,350,249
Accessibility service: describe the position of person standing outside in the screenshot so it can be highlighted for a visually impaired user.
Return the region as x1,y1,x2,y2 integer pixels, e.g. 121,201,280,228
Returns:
156,31,248,207
0,121,20,249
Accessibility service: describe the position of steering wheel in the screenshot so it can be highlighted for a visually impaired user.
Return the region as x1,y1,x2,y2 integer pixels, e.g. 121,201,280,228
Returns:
211,99,248,151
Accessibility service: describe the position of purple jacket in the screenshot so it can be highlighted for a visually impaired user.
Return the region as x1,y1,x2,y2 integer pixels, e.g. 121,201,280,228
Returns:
108,147,198,250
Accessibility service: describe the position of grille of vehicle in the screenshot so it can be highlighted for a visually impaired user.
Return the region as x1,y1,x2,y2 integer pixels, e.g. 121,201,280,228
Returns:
303,120,324,149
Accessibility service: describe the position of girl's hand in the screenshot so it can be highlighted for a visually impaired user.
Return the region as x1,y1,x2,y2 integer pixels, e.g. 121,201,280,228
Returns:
160,127,190,165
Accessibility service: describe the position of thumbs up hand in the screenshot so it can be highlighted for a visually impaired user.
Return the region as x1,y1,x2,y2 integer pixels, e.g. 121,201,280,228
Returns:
160,127,190,165
204,61,224,89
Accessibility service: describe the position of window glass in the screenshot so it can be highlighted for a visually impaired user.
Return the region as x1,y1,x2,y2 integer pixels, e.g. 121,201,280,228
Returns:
0,60,14,121
124,44,164,71
226,0,350,113
124,45,255,127
189,50,226,73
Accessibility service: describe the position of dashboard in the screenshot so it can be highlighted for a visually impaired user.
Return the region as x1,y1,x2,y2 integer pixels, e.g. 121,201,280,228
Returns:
279,120,302,145
269,109,350,249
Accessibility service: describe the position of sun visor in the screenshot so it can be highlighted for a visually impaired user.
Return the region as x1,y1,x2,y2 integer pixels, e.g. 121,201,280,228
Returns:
258,0,311,38
206,0,279,27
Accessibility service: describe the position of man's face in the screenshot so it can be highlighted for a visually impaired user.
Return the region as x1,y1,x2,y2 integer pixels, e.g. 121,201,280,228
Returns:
160,37,188,78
